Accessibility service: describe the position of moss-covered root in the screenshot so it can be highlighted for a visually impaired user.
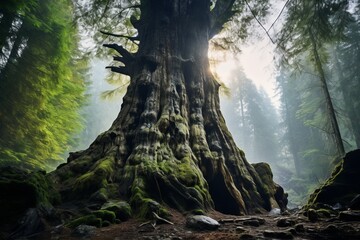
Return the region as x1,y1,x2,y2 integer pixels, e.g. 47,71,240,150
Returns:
66,210,116,228
252,162,288,212
0,166,60,226
129,168,212,219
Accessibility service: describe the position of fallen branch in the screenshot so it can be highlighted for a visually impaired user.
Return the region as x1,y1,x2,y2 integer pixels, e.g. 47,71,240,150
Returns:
153,212,174,225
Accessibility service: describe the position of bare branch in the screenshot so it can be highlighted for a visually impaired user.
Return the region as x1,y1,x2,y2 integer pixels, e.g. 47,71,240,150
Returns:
244,0,275,44
103,43,134,60
106,66,131,76
209,0,236,38
100,30,139,43
267,0,290,32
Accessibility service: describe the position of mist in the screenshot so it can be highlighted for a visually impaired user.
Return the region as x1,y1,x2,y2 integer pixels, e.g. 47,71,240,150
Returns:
73,59,123,151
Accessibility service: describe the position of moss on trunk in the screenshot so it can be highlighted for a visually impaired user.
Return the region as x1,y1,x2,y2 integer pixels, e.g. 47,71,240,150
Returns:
51,0,286,219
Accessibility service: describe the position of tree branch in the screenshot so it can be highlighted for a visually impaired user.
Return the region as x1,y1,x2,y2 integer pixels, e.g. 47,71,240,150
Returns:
106,66,131,76
209,0,237,38
103,43,134,60
244,0,275,44
100,30,139,42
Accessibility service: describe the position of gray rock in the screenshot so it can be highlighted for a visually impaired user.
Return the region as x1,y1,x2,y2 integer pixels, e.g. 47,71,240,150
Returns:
269,208,281,216
186,215,220,230
72,224,96,237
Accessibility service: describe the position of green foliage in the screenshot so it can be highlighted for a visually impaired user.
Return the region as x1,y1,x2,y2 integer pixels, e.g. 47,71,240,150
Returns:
275,0,359,206
0,0,88,171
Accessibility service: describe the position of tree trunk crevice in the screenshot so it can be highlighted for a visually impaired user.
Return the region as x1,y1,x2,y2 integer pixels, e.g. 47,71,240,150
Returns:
51,0,286,218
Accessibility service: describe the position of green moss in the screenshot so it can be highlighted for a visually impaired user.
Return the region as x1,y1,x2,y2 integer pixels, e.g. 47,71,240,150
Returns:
66,215,102,228
93,210,116,223
316,208,332,218
73,157,115,195
102,220,111,227
191,209,205,215
102,200,132,221
94,157,115,177
129,176,170,219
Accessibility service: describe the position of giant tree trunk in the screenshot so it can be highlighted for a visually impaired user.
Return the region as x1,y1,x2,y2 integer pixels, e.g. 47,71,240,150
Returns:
52,0,285,217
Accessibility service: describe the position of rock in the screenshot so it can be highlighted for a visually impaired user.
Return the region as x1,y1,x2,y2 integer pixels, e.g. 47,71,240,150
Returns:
186,215,220,230
101,200,132,221
307,150,360,209
276,218,296,227
263,230,294,239
9,208,45,239
0,166,59,227
269,208,281,215
235,226,246,233
307,209,318,222
72,224,96,237
252,163,288,211
339,210,360,221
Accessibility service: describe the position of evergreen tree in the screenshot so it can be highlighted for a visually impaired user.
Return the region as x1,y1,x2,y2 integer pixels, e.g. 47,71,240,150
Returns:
278,0,353,157
0,0,88,170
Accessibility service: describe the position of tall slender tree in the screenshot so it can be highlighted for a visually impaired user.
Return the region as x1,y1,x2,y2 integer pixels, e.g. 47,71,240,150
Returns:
278,0,352,158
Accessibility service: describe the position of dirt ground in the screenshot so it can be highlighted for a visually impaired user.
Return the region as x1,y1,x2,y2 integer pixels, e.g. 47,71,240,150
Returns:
33,209,360,240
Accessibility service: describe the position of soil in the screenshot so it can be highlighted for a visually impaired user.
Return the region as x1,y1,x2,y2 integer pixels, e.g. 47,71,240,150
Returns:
33,209,360,240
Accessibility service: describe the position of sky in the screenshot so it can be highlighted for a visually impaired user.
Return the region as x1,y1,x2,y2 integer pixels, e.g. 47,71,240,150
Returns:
211,0,287,109
211,39,280,109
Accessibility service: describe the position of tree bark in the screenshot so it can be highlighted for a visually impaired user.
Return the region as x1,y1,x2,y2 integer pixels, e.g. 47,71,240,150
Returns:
52,0,286,217
309,29,345,157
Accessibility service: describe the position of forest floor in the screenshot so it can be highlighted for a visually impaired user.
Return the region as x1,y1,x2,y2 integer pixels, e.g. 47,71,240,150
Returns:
35,209,360,240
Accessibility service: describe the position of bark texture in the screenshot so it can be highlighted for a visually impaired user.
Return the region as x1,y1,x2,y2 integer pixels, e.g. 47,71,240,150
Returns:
52,0,286,217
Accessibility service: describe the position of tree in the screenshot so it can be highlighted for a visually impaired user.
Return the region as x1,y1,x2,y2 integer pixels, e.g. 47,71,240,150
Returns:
330,20,360,148
277,0,352,158
224,71,280,167
52,0,287,218
0,0,88,170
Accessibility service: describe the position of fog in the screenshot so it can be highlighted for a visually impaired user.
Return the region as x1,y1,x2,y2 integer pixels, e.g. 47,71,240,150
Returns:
74,59,123,151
